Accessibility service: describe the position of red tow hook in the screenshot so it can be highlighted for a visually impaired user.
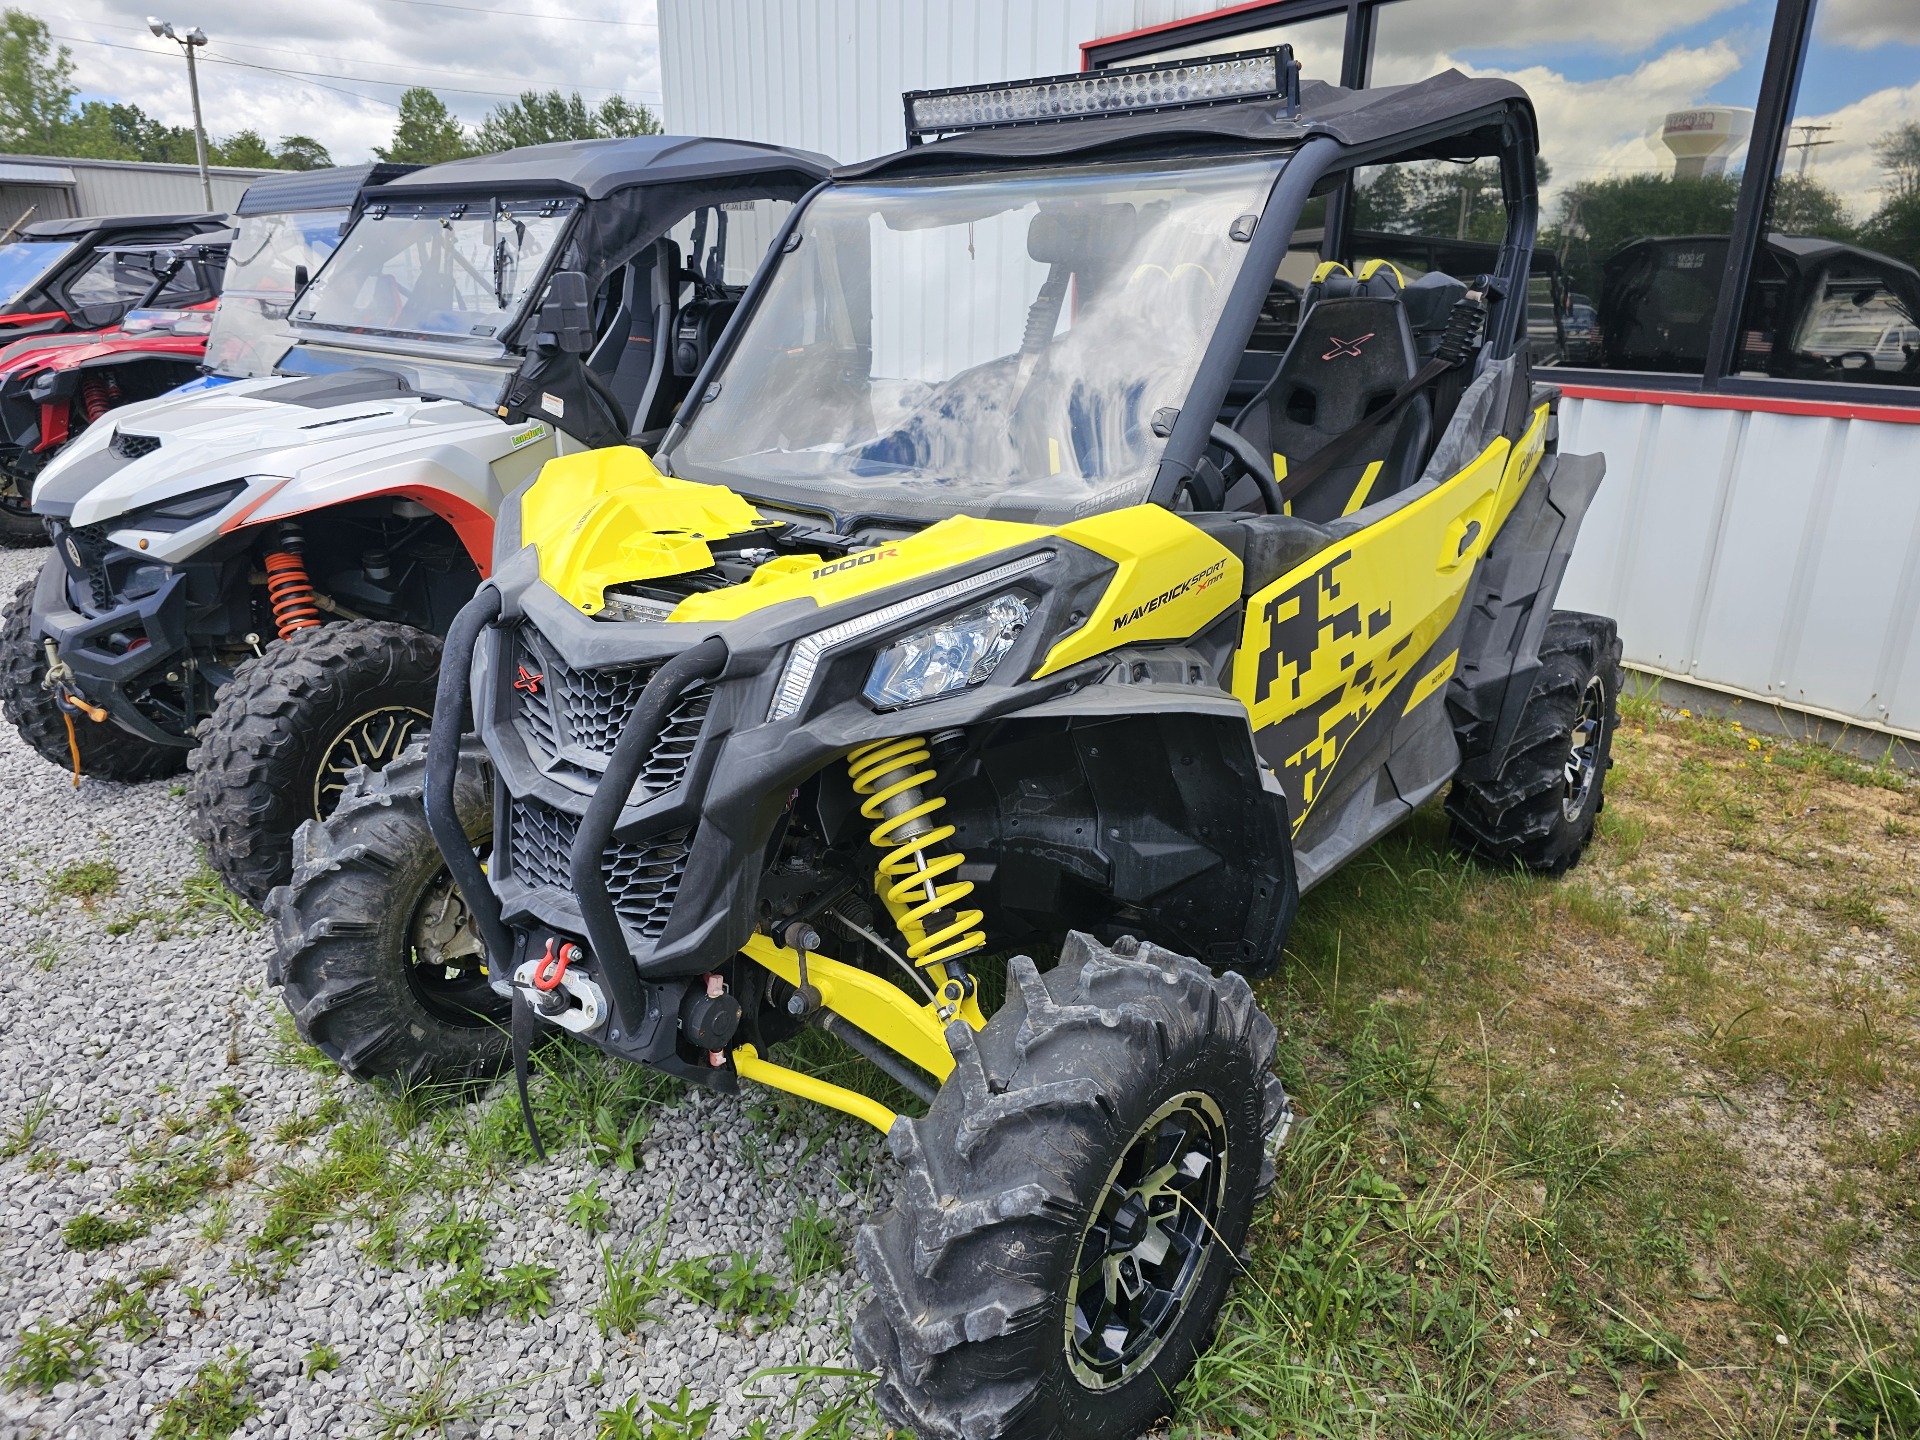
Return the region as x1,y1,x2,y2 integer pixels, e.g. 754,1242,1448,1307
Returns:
532,938,580,992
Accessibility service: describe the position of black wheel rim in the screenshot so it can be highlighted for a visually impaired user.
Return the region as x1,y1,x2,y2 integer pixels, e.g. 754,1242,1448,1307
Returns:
313,706,429,819
1562,675,1607,822
1065,1091,1228,1390
404,857,501,1027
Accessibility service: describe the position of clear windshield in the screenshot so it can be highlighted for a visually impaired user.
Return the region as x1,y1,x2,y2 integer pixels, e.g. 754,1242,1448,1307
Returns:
0,239,74,307
205,208,349,378
291,199,576,349
674,157,1285,524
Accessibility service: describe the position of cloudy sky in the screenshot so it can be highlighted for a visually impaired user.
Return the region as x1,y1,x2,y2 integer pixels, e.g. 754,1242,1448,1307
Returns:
32,0,663,163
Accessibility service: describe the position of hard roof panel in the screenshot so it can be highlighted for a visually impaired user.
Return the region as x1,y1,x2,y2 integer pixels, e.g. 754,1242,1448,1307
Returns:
376,135,834,201
234,162,420,216
838,71,1535,179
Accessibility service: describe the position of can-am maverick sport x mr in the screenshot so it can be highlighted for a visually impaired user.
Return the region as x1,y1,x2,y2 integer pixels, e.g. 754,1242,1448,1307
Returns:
272,52,1618,1440
1,135,829,905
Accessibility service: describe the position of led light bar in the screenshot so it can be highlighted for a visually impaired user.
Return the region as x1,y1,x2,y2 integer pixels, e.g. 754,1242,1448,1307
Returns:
766,552,1051,723
904,46,1298,145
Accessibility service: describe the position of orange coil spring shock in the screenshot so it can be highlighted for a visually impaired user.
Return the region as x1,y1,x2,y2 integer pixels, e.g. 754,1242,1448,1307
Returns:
78,373,115,423
846,735,984,971
263,550,322,639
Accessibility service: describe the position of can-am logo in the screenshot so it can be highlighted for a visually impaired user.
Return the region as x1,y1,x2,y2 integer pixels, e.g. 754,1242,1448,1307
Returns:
812,547,899,580
1111,557,1230,631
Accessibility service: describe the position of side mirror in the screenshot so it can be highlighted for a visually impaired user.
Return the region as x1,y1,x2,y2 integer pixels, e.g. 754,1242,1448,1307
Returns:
536,269,593,354
292,263,309,295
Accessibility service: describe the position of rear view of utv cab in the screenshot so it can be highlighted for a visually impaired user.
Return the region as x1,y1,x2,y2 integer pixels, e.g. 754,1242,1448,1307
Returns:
1,135,829,904
272,50,1618,1440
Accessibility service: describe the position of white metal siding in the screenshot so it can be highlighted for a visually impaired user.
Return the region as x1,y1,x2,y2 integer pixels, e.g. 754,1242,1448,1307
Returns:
70,164,262,218
1558,398,1920,739
659,0,1254,162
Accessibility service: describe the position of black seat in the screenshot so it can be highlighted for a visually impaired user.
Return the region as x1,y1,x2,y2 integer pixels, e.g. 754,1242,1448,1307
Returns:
1230,265,1431,523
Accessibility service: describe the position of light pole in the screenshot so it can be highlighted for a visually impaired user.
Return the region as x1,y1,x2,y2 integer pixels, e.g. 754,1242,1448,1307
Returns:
147,18,212,210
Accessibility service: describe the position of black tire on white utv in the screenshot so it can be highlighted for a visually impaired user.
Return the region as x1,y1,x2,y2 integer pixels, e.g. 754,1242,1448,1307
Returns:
0,574,185,782
188,620,442,907
853,933,1291,1440
266,740,510,1088
1445,610,1623,875
0,487,47,547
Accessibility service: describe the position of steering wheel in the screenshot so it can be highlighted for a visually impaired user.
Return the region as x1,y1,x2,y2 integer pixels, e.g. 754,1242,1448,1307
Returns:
1829,350,1877,373
1208,423,1284,514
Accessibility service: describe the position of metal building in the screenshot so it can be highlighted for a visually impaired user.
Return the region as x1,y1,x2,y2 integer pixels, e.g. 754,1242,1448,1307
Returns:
660,0,1920,760
0,154,274,231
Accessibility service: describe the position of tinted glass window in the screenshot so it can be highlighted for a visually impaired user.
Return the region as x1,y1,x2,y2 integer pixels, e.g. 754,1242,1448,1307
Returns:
1732,1,1920,386
0,239,74,306
1370,0,1775,373
1122,11,1347,88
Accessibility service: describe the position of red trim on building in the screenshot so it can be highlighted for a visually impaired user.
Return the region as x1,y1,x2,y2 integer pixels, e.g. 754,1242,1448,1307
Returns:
1560,383,1920,427
1080,0,1294,67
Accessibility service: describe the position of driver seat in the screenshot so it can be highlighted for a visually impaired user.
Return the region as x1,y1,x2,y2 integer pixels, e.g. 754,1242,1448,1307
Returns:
1231,264,1430,523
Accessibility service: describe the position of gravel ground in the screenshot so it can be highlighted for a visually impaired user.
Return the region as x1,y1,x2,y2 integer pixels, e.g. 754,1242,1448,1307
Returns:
0,544,886,1439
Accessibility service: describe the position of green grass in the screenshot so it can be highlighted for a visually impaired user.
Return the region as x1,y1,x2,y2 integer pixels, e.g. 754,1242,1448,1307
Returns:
154,1351,257,1439
780,1201,844,1285
0,1091,53,1159
3,1318,98,1393
592,1219,675,1337
304,1343,341,1377
61,1211,148,1251
180,862,263,928
48,857,120,903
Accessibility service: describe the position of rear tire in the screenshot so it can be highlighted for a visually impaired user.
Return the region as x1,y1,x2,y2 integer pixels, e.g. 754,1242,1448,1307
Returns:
267,739,509,1087
1445,610,1622,875
187,620,441,907
0,573,185,781
853,933,1290,1440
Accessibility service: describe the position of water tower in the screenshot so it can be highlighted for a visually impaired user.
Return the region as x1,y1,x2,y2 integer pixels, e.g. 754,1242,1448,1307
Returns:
1660,107,1754,179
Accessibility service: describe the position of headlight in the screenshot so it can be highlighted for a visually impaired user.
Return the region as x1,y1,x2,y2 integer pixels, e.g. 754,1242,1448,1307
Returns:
765,551,1049,723
863,590,1032,710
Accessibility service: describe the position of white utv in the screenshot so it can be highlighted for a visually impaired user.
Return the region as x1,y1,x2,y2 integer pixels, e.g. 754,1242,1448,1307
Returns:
1,134,829,904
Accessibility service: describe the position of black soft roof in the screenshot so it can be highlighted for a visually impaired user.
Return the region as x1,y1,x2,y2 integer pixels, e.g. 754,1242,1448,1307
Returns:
376,135,834,201
840,70,1535,179
19,213,226,240
235,162,419,216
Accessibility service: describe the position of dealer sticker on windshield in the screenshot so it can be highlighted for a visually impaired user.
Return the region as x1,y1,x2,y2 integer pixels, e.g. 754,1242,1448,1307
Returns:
509,424,548,449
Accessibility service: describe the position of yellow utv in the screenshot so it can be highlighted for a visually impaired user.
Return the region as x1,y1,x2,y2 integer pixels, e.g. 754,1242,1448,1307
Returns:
270,48,1620,1440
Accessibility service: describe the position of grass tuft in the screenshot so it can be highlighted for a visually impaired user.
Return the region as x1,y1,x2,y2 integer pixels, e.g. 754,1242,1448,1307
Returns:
154,1349,256,1440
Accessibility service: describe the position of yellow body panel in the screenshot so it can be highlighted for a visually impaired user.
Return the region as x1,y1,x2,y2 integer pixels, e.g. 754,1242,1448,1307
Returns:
1035,506,1242,677
520,446,776,615
1231,402,1551,827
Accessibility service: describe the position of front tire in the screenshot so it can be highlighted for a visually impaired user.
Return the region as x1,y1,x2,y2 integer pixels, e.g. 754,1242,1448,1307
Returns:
0,482,47,547
1445,610,1622,874
0,573,185,781
187,620,441,906
267,739,508,1087
853,933,1290,1440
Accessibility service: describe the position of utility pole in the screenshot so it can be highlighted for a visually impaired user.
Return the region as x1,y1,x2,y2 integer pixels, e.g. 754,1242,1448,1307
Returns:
1787,122,1834,179
147,18,213,210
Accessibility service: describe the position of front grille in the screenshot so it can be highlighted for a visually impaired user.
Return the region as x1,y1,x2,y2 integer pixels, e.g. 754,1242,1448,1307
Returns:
54,522,115,610
512,627,710,796
109,430,160,460
507,796,693,942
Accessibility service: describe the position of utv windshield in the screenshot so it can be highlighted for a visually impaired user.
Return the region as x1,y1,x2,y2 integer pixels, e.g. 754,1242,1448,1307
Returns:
0,239,75,306
205,207,350,378
674,156,1285,524
291,198,576,351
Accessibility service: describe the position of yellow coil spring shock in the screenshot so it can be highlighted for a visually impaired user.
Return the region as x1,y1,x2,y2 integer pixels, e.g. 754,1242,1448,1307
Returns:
846,735,984,972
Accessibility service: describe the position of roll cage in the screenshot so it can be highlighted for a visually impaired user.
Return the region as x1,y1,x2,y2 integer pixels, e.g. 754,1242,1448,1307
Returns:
655,62,1540,521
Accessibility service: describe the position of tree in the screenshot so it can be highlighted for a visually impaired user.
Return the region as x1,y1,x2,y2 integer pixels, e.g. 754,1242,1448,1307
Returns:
1765,173,1852,240
58,99,196,163
214,128,276,168
1548,172,1742,299
273,135,331,171
1873,121,1920,204
377,87,471,165
473,88,661,152
0,8,76,152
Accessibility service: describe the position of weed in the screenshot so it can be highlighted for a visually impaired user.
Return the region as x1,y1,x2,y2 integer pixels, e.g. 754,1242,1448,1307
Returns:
780,1201,843,1285
154,1349,256,1440
593,1223,674,1337
90,1277,160,1342
567,1178,613,1237
272,1096,346,1145
369,1354,527,1438
3,1318,98,1393
27,936,57,970
411,1205,492,1268
0,1091,53,1159
49,858,119,903
181,862,262,929
425,1259,502,1321
304,1344,341,1377
183,1283,215,1317
199,1197,232,1244
598,1387,716,1440
673,1252,788,1325
499,1262,559,1321
62,1211,147,1251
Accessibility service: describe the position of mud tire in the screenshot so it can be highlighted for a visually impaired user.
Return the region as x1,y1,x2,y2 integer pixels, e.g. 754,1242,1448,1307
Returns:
0,487,47,547
266,739,509,1087
188,620,441,907
1445,610,1622,875
0,573,185,781
853,932,1291,1440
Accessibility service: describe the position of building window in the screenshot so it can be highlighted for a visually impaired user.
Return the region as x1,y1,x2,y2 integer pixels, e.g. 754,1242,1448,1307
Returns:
1732,1,1920,387
1369,0,1776,375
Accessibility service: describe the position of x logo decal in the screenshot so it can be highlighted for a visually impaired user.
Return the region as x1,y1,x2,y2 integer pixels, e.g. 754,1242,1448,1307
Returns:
1322,332,1375,360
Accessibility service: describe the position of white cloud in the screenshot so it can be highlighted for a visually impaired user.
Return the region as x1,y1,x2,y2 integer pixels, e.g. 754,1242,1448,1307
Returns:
35,0,663,164
1816,0,1920,50
1368,0,1746,68
1786,82,1920,219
